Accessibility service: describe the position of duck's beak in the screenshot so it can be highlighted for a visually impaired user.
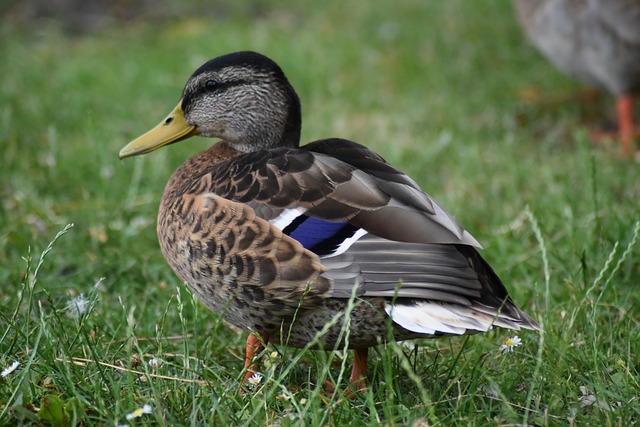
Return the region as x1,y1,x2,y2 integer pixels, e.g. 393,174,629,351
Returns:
119,101,198,159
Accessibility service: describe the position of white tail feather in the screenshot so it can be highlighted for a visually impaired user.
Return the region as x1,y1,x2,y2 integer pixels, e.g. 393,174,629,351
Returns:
385,302,505,335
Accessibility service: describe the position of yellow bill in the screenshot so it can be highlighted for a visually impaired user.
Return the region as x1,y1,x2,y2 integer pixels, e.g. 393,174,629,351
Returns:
119,101,198,159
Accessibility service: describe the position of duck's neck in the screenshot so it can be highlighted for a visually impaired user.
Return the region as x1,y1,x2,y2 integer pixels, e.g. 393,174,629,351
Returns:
226,98,301,152
229,127,299,152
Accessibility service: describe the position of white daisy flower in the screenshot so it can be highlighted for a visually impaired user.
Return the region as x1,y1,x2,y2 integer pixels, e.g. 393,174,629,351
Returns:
499,335,522,353
247,373,263,388
125,404,153,420
1,361,20,378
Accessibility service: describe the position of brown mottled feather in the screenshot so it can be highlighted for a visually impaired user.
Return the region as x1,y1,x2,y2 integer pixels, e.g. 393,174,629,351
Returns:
158,156,331,331
177,139,477,246
156,140,538,348
122,52,539,380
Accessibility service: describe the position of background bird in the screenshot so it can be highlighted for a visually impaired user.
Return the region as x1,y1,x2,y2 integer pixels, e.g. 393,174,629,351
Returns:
514,0,640,155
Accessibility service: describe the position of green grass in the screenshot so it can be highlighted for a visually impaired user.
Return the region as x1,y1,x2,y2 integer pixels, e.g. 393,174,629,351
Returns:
1,0,640,425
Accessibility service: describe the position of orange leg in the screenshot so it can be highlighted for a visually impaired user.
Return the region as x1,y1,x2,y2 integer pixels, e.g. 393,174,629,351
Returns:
321,348,369,396
243,332,268,382
349,348,369,390
617,94,635,156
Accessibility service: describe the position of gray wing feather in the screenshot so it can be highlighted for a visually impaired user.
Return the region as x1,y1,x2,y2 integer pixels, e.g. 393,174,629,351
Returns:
321,234,483,302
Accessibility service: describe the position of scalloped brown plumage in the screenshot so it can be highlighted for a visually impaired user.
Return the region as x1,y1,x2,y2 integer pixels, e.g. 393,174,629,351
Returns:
119,51,540,391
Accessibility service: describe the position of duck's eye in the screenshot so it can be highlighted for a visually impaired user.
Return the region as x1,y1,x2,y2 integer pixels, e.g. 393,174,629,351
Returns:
204,80,219,90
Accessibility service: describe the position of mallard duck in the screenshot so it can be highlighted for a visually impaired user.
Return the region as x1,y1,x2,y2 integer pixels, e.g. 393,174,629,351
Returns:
513,0,640,155
119,51,540,389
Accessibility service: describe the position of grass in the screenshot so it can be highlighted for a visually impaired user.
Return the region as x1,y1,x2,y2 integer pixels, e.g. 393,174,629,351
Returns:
1,0,639,425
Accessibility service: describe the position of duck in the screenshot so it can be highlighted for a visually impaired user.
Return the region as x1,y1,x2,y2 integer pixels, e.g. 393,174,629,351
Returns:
513,0,640,155
119,51,540,390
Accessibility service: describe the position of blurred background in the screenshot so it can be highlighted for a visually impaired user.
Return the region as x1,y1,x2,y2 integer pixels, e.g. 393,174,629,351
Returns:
2,0,283,34
1,1,638,424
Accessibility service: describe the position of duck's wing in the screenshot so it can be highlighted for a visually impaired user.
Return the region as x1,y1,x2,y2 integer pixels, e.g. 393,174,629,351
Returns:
188,138,537,332
199,138,480,248
322,233,539,333
299,140,538,331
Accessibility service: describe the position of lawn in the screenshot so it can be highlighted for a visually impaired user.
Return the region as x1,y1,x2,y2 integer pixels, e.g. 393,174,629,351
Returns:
1,0,639,425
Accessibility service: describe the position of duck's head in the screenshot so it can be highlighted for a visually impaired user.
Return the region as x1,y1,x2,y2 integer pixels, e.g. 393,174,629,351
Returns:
119,51,301,159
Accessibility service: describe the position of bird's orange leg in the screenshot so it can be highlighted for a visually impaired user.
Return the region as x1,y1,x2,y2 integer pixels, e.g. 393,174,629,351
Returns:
349,348,369,391
243,332,269,382
617,94,635,156
320,348,369,396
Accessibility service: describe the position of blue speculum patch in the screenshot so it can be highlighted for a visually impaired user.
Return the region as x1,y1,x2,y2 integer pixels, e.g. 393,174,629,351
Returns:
283,215,360,256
